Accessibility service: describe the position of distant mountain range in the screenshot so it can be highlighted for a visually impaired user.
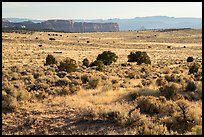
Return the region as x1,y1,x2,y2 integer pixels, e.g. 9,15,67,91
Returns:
2,17,44,23
2,19,119,32
3,16,202,31
75,16,202,30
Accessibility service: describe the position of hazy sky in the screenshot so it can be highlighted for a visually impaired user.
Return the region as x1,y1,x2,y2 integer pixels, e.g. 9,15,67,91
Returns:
2,2,202,20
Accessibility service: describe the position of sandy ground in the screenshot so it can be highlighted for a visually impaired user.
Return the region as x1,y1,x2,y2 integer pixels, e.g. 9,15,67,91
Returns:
2,28,202,135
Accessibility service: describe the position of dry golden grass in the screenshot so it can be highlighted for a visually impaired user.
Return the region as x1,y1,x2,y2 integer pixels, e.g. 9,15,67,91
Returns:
2,29,202,135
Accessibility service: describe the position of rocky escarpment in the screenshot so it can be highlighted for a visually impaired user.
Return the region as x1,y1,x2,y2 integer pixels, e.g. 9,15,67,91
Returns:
73,22,119,32
2,19,119,32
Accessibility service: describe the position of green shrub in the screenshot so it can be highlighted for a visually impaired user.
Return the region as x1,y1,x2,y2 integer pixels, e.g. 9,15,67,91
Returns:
58,57,77,73
189,63,199,74
90,60,105,71
82,58,90,67
185,80,196,92
96,51,118,65
55,79,69,86
44,54,57,66
49,38,55,40
187,57,194,62
81,74,90,84
127,51,151,65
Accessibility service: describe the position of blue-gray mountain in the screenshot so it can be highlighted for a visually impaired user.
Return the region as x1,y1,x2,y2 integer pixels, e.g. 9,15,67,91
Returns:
3,16,202,31
75,16,202,30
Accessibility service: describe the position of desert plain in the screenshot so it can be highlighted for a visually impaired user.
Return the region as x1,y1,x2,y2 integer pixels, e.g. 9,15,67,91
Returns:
2,28,202,135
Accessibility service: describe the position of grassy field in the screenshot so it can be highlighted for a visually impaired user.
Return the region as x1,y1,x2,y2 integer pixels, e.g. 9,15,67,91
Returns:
2,29,202,135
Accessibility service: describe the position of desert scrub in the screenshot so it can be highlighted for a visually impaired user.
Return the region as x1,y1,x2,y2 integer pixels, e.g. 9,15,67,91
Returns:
159,83,183,100
96,51,118,65
185,80,196,92
66,72,81,80
190,125,202,135
32,70,45,79
187,57,194,62
126,91,141,101
2,81,15,95
21,74,35,85
156,77,168,86
81,74,90,84
189,63,199,74
133,96,202,134
162,67,171,74
121,108,170,135
88,76,101,89
27,78,50,92
55,78,71,87
101,81,113,92
1,87,30,112
101,111,120,122
35,75,56,86
161,99,202,134
56,71,67,78
58,87,71,96
127,51,151,65
137,89,161,97
126,71,137,79
58,57,77,73
7,72,20,81
194,72,202,81
2,92,18,112
13,88,31,101
44,54,57,66
31,90,48,100
90,60,105,71
182,80,202,101
82,58,90,67
9,65,20,73
58,83,80,96
136,96,161,115
47,87,62,95
165,74,181,83
141,79,152,86
44,67,57,76
27,83,44,92
69,83,81,94
126,70,140,79
111,79,119,84
45,64,58,72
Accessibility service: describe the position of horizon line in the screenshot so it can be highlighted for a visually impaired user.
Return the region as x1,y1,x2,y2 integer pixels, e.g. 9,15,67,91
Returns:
2,15,202,21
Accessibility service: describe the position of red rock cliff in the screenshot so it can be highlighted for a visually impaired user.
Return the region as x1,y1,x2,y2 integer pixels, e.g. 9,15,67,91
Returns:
2,19,120,32
39,20,119,32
